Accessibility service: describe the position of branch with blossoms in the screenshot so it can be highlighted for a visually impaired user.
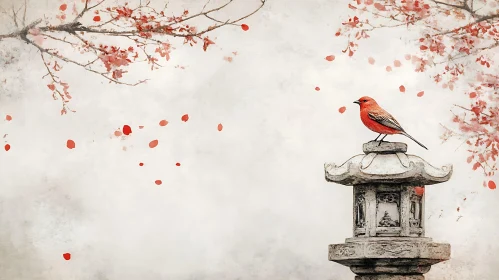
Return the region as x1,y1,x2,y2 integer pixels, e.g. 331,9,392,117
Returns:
0,0,265,114
335,0,499,181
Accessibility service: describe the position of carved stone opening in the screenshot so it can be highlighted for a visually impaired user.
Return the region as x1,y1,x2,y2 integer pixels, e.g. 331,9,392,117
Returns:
409,190,421,228
376,192,400,228
355,193,366,229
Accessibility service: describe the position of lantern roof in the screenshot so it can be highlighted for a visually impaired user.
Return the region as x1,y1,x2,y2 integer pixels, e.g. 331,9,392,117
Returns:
324,141,452,186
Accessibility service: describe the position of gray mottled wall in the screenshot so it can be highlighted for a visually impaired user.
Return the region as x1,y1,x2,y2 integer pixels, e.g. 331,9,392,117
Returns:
0,0,498,279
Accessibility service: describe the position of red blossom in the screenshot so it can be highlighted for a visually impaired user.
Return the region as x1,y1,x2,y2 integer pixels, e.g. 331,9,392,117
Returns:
414,186,424,196
159,120,168,126
325,55,335,61
0,0,265,116
98,46,132,72
374,3,386,11
112,69,126,79
336,0,499,179
62,253,71,260
122,125,132,135
149,140,159,148
489,180,497,190
66,139,75,149
202,37,215,52
155,42,172,61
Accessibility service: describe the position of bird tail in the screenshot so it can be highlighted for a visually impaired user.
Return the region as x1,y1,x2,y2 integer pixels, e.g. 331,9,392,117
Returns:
401,132,428,150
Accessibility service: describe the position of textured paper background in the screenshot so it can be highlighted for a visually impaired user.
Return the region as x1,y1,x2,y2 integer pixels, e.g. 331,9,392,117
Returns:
0,0,498,279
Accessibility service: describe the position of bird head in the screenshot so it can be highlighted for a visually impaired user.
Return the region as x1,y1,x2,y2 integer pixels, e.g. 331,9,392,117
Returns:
353,96,377,109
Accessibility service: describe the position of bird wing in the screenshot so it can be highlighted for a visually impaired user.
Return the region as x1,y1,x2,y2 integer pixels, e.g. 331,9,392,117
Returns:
368,111,405,132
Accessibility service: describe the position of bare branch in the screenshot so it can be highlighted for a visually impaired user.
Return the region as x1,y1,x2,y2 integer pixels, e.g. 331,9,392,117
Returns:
431,0,478,18
40,52,67,103
454,104,491,117
74,0,107,22
22,0,27,26
432,0,465,11
0,4,17,25
201,0,212,12
41,33,79,47
11,6,18,28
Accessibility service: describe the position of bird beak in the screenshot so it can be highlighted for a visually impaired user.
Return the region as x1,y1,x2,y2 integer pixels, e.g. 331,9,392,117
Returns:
353,100,360,105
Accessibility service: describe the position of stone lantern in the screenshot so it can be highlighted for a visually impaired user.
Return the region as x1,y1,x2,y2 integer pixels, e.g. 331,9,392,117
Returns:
324,141,452,280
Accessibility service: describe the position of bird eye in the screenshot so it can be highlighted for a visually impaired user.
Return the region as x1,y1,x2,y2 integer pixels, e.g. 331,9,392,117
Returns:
362,99,367,102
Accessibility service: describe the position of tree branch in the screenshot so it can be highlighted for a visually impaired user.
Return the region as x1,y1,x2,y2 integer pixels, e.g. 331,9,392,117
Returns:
454,104,491,117
0,0,266,112
74,0,107,22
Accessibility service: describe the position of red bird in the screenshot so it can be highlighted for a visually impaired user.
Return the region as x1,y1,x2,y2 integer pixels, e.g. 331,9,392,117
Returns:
354,96,428,150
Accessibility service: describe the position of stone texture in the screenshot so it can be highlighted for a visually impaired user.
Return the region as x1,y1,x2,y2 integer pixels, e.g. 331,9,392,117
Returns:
355,275,424,280
324,142,452,186
326,141,452,279
329,238,450,263
351,265,430,274
352,185,425,238
329,237,450,277
363,141,407,154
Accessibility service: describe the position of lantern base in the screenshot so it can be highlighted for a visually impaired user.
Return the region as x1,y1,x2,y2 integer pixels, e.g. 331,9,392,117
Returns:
355,275,423,280
329,237,449,279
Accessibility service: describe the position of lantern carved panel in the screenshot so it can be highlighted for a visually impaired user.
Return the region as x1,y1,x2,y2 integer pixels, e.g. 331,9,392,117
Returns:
355,192,366,229
353,185,425,238
376,192,400,227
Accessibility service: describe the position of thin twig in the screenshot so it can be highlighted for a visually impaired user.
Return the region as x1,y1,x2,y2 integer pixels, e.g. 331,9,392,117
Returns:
22,0,27,26
11,6,18,28
28,36,146,86
74,0,107,22
453,104,491,117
